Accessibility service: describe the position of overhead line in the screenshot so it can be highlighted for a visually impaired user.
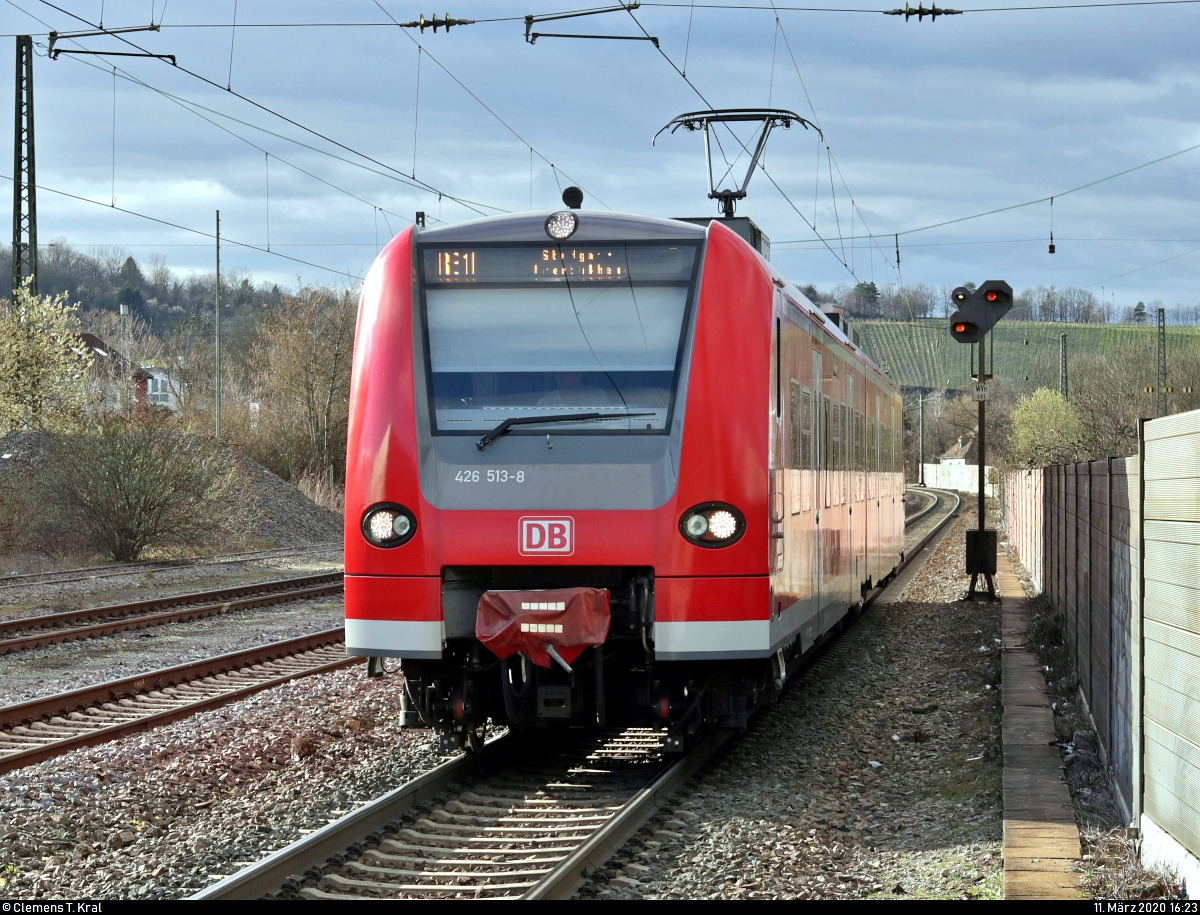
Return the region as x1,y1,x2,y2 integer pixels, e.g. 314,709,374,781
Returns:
623,5,859,277
61,53,423,229
891,139,1200,238
31,0,504,218
776,235,1200,246
641,0,1200,9
371,0,611,210
1084,244,1200,287
16,174,365,279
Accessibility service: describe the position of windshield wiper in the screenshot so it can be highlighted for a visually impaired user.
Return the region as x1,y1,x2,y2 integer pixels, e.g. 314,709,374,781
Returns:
476,412,654,451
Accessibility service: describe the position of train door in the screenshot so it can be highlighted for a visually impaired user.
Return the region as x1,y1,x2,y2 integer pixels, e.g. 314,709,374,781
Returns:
770,316,784,577
812,349,823,622
872,392,883,584
846,374,857,592
889,402,898,564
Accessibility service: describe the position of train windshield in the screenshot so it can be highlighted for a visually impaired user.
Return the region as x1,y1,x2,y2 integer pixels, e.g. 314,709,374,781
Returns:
420,243,699,434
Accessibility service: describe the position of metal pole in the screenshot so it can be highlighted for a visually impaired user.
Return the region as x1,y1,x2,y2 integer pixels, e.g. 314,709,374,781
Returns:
1059,333,1068,400
215,209,221,441
918,393,925,486
978,338,986,534
1156,307,1167,419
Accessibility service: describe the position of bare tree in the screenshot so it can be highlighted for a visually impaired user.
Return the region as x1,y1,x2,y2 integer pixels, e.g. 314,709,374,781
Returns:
38,411,251,561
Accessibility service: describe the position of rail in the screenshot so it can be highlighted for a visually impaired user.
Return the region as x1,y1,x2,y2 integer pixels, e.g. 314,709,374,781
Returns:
0,572,343,654
0,627,357,775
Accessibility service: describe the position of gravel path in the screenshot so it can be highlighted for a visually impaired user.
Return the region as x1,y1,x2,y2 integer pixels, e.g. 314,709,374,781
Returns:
583,508,1004,900
0,667,442,900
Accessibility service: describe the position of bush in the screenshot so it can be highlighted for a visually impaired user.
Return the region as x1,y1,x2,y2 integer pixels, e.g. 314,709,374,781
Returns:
39,413,251,561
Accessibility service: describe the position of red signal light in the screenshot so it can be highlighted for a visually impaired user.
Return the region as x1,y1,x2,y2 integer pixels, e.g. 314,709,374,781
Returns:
985,290,999,302
954,322,969,333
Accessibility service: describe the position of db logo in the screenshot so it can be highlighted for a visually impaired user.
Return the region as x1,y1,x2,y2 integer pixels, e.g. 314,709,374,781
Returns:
519,517,574,555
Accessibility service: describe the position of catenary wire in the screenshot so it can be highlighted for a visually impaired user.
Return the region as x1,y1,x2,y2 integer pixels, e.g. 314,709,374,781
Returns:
13,173,366,280
371,0,611,210
30,0,505,218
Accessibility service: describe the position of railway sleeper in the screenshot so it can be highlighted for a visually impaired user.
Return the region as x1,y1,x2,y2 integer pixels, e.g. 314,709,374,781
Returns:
344,860,555,881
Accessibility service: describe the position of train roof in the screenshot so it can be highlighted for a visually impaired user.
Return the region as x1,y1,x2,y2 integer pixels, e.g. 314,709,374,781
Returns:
416,210,708,244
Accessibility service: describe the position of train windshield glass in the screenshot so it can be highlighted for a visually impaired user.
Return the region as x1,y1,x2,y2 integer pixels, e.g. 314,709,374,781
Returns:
421,243,698,434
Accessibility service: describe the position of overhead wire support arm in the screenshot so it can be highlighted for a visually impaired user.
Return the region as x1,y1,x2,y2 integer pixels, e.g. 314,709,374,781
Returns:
525,3,656,45
50,49,176,63
653,108,818,218
48,23,160,54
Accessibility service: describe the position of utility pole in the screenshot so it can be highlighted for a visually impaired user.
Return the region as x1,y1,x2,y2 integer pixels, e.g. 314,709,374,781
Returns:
918,393,925,486
1157,307,1167,418
214,210,221,441
1059,333,1068,400
11,35,36,299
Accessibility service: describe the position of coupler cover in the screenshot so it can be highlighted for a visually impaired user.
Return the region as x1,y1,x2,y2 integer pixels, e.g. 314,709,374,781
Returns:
476,588,611,669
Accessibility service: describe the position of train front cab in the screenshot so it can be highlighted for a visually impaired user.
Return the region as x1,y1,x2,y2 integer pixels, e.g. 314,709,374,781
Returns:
342,213,904,751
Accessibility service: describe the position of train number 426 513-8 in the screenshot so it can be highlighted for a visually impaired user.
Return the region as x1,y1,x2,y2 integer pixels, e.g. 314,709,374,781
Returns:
454,470,525,483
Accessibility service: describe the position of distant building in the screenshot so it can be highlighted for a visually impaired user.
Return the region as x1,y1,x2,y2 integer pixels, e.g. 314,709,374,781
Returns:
75,333,178,412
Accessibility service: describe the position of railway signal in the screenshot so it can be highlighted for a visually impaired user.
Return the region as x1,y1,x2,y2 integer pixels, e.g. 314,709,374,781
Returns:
948,279,1013,601
949,281,1013,344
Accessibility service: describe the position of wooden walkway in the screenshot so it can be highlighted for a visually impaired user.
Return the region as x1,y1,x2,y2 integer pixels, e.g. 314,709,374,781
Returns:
998,552,1085,899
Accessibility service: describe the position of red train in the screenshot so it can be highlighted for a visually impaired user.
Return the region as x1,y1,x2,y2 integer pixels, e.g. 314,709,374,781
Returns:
344,201,905,752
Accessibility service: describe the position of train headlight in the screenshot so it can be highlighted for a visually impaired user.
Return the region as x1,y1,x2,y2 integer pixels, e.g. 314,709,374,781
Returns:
679,503,745,548
362,503,417,548
545,211,578,240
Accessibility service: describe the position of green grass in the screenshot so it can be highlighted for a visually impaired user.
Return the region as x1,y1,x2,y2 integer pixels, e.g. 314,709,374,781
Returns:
856,319,1200,391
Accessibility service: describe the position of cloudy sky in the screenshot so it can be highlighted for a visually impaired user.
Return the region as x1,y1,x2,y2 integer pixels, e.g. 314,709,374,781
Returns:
3,0,1199,311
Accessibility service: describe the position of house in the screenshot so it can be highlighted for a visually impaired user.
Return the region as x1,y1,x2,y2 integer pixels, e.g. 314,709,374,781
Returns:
76,333,179,412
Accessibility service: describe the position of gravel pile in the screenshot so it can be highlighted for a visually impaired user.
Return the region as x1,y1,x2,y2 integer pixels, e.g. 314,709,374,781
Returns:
582,509,1005,900
0,667,441,900
229,453,342,549
0,430,341,572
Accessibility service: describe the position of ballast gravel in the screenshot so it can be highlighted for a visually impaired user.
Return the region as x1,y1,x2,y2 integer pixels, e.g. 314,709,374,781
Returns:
584,506,1005,900
0,666,440,900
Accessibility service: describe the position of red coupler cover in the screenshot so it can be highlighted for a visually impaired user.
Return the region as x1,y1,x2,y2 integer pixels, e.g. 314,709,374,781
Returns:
476,588,610,669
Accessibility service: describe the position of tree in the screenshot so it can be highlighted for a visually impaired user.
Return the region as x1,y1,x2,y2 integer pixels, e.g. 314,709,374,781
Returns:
38,411,250,561
239,284,358,480
1133,301,1147,324
0,280,92,433
847,281,880,316
1006,389,1083,468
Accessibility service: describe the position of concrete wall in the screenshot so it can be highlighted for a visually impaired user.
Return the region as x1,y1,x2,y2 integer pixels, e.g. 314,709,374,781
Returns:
921,462,997,497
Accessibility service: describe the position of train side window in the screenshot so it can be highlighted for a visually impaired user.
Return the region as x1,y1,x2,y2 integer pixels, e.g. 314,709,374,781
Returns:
789,381,802,515
801,388,813,512
855,409,864,500
840,403,849,503
823,395,831,509
830,401,840,505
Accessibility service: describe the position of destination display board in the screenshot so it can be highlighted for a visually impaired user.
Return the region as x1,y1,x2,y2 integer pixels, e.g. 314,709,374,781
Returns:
423,244,696,284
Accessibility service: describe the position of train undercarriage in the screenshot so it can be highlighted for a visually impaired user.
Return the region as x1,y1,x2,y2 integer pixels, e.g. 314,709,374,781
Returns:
371,566,866,755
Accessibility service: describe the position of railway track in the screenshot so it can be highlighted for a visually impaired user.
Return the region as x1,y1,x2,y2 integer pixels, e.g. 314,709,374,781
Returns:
0,627,358,776
904,486,948,529
195,727,732,901
0,542,343,591
0,572,344,654
193,493,962,902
